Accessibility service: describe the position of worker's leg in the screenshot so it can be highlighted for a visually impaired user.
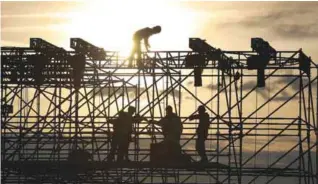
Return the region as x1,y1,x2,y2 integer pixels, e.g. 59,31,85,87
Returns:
107,135,119,162
135,42,142,68
123,135,131,161
117,136,129,162
117,150,123,161
129,46,136,67
118,145,130,161
196,135,207,162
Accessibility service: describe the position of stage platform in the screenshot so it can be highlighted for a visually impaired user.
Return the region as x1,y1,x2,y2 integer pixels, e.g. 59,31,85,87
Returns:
2,161,228,171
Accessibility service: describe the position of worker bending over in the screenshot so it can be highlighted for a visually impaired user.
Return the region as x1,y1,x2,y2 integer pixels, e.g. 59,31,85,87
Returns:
129,26,161,68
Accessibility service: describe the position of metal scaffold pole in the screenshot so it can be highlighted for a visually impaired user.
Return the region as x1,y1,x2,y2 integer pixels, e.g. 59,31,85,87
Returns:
1,37,317,184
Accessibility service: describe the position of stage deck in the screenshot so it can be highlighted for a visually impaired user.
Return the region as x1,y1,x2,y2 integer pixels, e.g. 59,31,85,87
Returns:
2,161,228,171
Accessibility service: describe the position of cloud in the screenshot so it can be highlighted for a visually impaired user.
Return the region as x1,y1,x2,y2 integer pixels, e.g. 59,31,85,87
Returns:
165,89,181,99
273,24,318,39
276,77,317,91
93,87,143,98
242,80,258,91
271,90,291,101
264,76,317,101
214,2,318,39
232,8,313,27
187,81,193,86
204,83,218,90
1,1,82,16
185,96,193,100
1,24,71,33
93,87,182,100
1,12,77,19
0,40,27,47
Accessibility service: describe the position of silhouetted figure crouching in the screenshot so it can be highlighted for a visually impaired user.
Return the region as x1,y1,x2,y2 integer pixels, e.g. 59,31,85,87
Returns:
150,106,188,163
61,149,93,180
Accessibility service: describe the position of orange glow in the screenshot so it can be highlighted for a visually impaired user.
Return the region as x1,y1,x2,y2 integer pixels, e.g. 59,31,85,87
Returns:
68,1,198,57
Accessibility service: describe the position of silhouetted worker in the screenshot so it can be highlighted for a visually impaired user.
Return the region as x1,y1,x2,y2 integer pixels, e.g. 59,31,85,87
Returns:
129,26,162,68
107,106,136,162
152,105,182,144
189,105,210,162
150,106,183,162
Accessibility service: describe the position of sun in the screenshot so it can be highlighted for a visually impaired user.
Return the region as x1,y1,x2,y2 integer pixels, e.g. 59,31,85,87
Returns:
68,0,197,57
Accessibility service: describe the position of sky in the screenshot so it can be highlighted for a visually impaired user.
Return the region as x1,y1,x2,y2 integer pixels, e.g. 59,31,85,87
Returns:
3,1,316,125
2,0,317,147
2,1,318,60
1,1,318,183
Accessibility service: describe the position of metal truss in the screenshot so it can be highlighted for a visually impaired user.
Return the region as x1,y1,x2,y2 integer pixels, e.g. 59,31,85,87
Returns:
1,38,317,184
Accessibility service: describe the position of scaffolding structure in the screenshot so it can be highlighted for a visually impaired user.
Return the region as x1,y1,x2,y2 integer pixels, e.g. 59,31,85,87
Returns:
1,37,318,184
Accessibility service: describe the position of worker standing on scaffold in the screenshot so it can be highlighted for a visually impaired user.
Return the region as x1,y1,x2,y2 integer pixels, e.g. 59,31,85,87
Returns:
128,26,161,68
107,106,136,162
150,105,183,161
189,105,211,162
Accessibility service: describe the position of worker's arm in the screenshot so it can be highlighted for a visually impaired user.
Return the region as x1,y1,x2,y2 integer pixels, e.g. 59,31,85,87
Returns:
134,114,148,123
144,37,150,51
189,114,200,120
108,118,117,124
149,118,164,126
